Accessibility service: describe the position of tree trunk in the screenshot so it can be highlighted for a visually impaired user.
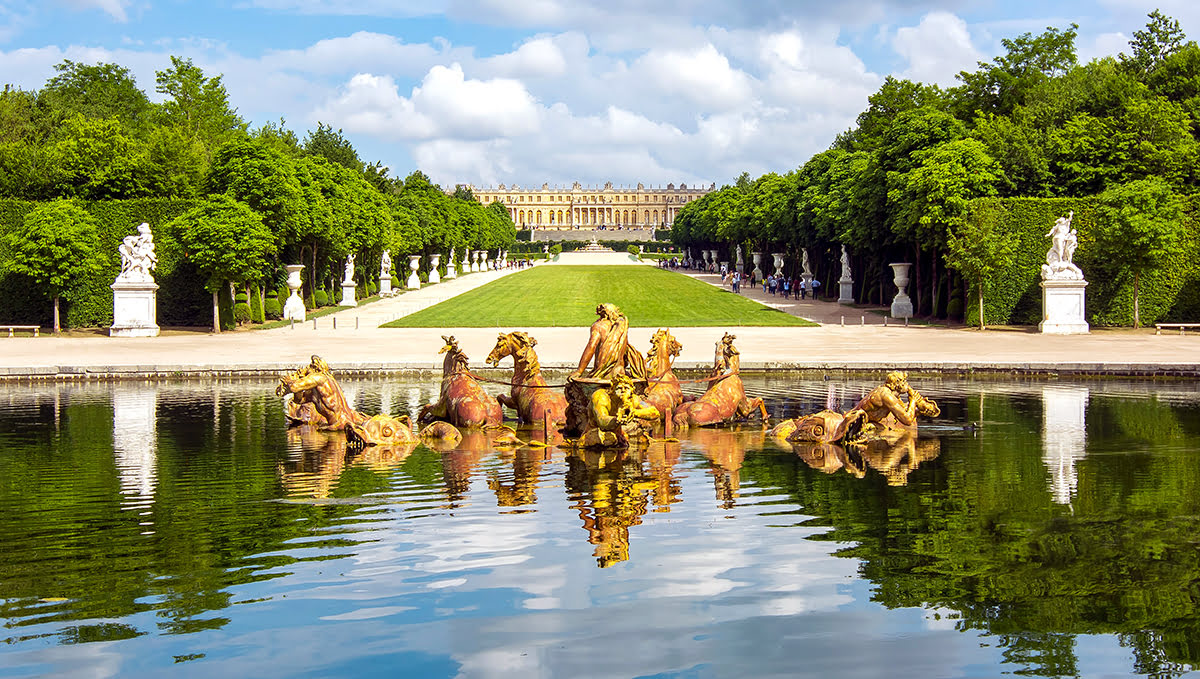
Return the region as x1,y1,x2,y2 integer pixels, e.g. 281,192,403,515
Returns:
913,246,922,317
978,281,985,330
931,252,940,318
212,290,221,334
1133,271,1141,329
53,295,61,334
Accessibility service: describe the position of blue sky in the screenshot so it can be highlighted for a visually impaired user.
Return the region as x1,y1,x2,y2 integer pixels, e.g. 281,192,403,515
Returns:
0,0,1189,189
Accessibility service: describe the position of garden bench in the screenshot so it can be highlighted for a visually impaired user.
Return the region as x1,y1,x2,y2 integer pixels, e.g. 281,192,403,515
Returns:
2,325,40,337
1155,323,1200,335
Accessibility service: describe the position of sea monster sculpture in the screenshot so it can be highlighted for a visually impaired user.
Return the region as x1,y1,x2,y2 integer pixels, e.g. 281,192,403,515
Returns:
672,333,768,429
769,371,939,445
276,355,417,446
418,335,504,427
485,331,569,425
643,328,684,419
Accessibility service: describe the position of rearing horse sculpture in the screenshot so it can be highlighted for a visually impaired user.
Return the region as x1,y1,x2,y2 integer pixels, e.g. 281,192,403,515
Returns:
486,331,569,425
673,333,767,429
419,335,504,428
644,328,684,419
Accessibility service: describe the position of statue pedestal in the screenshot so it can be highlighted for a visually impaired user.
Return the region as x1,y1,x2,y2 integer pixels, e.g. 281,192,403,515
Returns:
1040,279,1089,334
838,279,854,305
379,275,392,297
110,281,159,337
340,282,357,307
801,273,813,296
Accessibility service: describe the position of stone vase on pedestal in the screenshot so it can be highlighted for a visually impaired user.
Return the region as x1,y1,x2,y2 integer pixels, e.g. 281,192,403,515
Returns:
429,254,441,284
751,252,763,279
446,248,458,279
462,251,470,275
407,255,421,289
110,281,160,337
1040,279,1089,334
771,253,785,278
889,263,913,318
283,264,306,321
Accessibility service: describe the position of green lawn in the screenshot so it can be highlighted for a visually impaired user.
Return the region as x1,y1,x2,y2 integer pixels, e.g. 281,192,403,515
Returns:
382,266,818,327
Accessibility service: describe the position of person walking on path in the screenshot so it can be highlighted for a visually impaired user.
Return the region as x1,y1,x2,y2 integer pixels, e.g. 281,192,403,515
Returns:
811,278,821,299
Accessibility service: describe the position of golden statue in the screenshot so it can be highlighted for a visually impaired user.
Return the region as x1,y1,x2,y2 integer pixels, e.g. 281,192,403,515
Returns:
569,374,660,449
486,331,569,425
419,335,504,428
771,371,939,445
276,355,417,446
571,303,647,381
644,328,684,418
672,333,767,429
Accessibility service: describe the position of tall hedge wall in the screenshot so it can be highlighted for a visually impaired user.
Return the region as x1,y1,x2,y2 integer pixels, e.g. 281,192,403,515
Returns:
965,196,1200,327
0,198,207,328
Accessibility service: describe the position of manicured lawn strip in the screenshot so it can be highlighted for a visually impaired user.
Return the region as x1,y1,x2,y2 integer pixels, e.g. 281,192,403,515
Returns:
381,266,817,327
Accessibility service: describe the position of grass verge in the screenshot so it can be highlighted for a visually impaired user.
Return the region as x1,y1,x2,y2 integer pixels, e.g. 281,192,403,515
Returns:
382,266,817,327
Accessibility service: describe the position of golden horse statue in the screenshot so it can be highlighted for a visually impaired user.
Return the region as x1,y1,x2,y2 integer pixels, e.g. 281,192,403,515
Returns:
276,355,416,446
485,331,569,425
771,371,939,445
418,335,504,428
643,328,684,419
672,333,767,429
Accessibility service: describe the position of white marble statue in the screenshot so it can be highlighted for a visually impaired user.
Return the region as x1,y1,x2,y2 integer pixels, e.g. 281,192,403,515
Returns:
343,254,356,284
801,248,812,276
840,245,851,280
380,250,391,278
117,223,157,283
1042,211,1083,280
735,244,742,266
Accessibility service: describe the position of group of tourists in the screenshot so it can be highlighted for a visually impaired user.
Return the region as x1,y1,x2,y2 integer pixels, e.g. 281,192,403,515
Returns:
721,271,820,299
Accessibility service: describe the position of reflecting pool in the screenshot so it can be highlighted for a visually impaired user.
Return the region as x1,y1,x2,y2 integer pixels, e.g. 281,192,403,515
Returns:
1,376,1199,678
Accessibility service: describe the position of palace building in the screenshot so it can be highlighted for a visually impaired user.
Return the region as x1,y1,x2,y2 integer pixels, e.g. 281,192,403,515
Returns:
464,180,714,230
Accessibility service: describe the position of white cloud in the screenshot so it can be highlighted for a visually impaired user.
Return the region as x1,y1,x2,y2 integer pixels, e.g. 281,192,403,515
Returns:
635,44,755,110
485,36,567,79
58,0,130,22
893,11,982,86
314,64,541,140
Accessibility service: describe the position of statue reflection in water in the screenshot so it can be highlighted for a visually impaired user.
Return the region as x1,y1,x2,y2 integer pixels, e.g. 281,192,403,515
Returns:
280,426,417,499
689,427,765,508
565,445,682,568
791,434,940,486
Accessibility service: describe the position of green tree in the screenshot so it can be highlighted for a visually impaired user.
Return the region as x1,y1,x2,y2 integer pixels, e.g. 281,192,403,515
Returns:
0,199,101,333
49,114,149,199
954,24,1078,116
40,60,153,129
946,205,1016,329
155,56,245,154
171,195,275,332
205,137,304,245
1094,178,1185,328
1121,10,1190,77
303,123,362,172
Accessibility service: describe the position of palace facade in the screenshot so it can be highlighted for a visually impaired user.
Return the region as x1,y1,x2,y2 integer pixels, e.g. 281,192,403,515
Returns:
465,180,714,230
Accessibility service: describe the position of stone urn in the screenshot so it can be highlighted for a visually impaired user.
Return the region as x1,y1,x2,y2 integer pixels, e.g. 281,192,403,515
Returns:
751,252,763,279
283,264,306,321
445,248,457,279
462,250,471,275
889,262,913,318
429,253,442,284
771,253,785,278
407,255,421,289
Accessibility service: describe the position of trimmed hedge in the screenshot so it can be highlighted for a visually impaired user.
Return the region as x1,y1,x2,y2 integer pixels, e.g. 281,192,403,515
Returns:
964,196,1200,327
0,198,206,328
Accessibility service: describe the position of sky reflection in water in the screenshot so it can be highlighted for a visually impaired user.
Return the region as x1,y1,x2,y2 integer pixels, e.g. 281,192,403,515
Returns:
0,376,1198,678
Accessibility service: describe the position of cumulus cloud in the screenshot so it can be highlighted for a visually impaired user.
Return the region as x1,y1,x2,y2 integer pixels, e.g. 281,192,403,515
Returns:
893,11,982,86
314,64,541,140
635,44,755,111
485,36,568,79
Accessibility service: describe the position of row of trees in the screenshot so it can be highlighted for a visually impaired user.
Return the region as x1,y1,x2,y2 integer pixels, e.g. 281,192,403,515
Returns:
671,11,1194,327
0,58,515,331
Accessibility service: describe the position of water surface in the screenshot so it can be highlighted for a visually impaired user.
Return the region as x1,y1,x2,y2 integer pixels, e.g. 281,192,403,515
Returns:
1,376,1198,678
